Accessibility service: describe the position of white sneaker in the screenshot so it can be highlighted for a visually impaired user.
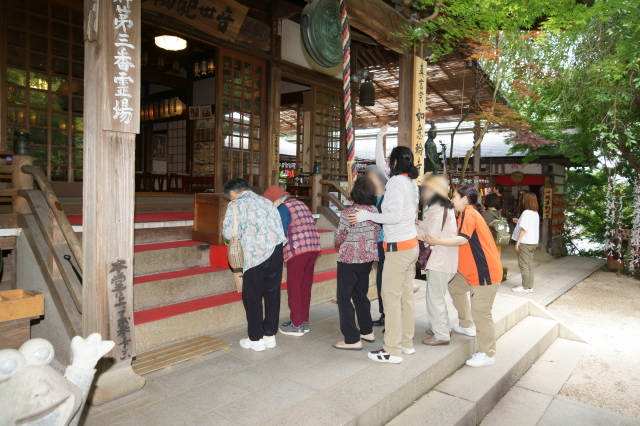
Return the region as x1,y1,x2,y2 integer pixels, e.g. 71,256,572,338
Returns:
465,352,495,367
263,335,276,349
402,347,416,355
368,349,403,364
511,286,533,293
452,324,476,337
239,338,266,352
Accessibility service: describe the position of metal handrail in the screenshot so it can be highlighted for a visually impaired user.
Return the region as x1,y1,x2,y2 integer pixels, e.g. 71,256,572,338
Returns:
21,165,83,271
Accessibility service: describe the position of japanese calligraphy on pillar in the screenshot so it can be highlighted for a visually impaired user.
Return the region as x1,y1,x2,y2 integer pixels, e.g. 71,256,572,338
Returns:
272,134,279,171
104,0,141,133
412,56,428,173
543,188,553,219
107,259,135,360
141,0,249,43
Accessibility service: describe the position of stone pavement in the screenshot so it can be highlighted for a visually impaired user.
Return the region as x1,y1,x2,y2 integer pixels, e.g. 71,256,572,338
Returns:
481,338,640,426
497,255,605,306
80,254,606,426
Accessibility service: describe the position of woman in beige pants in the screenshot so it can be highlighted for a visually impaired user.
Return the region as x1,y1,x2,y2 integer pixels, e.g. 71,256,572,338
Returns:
348,146,419,364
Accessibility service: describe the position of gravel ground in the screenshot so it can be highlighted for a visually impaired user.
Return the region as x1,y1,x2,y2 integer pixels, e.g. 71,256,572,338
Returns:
548,271,640,418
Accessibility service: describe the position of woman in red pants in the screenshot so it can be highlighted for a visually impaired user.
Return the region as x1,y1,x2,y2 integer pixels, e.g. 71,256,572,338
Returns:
263,186,321,336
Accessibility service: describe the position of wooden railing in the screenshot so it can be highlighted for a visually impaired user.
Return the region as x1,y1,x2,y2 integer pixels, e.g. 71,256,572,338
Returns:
310,175,351,228
3,129,82,337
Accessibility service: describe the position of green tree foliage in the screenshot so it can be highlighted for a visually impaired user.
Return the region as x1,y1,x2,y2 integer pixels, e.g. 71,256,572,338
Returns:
564,169,632,252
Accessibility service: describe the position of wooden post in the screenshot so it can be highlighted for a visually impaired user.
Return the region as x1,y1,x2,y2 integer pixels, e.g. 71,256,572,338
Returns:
82,0,144,404
311,174,321,214
397,54,414,149
267,60,282,188
12,129,33,215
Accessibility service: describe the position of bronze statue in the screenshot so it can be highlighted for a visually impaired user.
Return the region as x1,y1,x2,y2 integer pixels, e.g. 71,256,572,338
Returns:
424,122,440,174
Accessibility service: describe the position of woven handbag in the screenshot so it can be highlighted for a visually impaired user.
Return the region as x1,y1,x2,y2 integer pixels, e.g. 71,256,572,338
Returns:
416,207,448,271
227,201,244,270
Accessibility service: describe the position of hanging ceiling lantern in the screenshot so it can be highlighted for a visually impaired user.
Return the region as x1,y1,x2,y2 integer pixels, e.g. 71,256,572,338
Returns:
359,75,375,106
201,61,207,76
142,51,148,67
172,59,180,75
207,58,215,74
157,55,165,70
194,62,200,77
155,35,187,51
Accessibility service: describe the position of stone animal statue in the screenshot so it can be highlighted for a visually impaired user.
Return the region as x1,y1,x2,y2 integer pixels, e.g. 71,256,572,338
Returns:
0,333,114,426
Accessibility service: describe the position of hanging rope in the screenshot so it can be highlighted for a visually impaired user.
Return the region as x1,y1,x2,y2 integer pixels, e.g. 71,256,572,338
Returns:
340,0,356,187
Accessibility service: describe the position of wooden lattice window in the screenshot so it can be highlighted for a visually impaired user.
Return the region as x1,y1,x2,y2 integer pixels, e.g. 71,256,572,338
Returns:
167,120,187,175
2,0,84,182
219,50,265,188
314,90,344,180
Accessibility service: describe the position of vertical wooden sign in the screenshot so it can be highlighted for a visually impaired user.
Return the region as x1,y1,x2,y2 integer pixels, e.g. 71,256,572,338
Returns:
412,56,427,172
106,258,135,360
543,188,553,219
104,0,141,133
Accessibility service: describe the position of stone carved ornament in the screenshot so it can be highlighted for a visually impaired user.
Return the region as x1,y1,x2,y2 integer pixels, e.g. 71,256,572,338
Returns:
0,334,114,426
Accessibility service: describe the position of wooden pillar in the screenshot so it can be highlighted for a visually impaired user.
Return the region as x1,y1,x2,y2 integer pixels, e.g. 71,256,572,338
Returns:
266,60,282,189
397,54,414,148
302,90,314,173
83,0,145,404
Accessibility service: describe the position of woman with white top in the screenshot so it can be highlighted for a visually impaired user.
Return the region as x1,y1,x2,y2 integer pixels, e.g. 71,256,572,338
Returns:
347,146,419,364
511,193,540,293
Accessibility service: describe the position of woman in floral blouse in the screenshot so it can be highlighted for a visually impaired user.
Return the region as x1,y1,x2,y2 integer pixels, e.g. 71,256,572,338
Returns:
332,177,381,351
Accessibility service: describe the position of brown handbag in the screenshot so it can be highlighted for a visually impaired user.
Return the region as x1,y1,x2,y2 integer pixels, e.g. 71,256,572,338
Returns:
417,207,448,270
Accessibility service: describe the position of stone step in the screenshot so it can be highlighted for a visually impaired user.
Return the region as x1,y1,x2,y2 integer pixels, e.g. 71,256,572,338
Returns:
258,295,533,426
133,270,340,353
387,315,560,426
479,338,589,426
133,239,338,276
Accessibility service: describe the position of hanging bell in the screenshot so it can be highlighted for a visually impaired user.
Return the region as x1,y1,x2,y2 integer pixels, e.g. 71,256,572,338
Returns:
359,76,375,106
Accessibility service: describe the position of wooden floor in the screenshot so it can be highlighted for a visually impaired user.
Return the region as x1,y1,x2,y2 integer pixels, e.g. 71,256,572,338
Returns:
132,336,231,376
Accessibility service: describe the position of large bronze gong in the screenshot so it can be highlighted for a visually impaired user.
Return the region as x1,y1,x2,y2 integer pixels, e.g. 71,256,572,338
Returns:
300,0,343,68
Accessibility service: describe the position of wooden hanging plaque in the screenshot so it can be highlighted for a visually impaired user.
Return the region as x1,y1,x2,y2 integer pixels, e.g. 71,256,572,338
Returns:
141,0,248,43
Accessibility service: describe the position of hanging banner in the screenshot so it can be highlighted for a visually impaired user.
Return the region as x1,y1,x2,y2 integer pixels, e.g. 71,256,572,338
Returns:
141,0,248,43
543,187,553,219
412,56,427,173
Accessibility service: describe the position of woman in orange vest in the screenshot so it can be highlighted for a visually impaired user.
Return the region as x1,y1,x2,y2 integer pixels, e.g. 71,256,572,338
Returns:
424,183,503,367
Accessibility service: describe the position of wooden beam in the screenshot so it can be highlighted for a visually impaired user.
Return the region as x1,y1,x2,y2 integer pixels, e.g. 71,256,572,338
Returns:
346,0,410,54
281,61,341,94
425,108,464,118
141,12,271,60
141,67,190,91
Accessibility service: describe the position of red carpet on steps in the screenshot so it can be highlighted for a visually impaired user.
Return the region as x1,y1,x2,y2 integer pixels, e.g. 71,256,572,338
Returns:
66,211,194,226
134,269,338,325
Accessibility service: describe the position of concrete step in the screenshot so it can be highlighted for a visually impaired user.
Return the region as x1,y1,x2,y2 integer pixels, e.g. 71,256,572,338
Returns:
258,295,532,426
387,315,560,426
479,338,589,426
133,271,340,353
133,240,338,276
